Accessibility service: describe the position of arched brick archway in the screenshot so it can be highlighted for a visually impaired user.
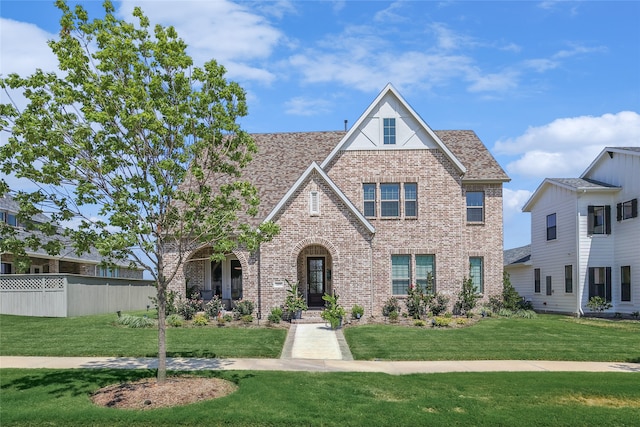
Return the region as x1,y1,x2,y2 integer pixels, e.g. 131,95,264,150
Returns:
292,238,338,308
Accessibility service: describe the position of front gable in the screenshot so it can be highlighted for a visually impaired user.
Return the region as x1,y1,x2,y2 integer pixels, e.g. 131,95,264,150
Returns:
320,84,466,174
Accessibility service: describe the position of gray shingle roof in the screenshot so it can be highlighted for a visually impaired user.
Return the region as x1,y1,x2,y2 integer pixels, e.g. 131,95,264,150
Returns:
547,178,620,190
504,244,531,266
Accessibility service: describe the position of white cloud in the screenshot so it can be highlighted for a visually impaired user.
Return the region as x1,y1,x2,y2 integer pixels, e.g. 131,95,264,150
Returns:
495,111,640,178
284,97,332,116
116,0,285,83
503,188,533,217
0,19,57,76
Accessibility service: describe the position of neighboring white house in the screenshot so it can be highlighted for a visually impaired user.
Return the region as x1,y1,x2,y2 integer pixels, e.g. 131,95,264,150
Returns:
513,147,639,316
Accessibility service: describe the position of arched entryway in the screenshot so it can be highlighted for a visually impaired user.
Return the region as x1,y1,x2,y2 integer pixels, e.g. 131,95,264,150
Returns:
184,247,245,306
296,244,333,308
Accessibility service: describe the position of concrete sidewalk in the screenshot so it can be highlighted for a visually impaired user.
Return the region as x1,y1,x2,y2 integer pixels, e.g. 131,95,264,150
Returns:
1,356,638,374
280,323,353,360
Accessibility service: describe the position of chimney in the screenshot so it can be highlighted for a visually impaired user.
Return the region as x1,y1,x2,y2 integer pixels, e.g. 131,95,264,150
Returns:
344,119,348,131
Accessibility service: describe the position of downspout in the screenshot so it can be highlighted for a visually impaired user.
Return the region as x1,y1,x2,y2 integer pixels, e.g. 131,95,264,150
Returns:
257,246,262,323
576,194,583,317
369,234,374,317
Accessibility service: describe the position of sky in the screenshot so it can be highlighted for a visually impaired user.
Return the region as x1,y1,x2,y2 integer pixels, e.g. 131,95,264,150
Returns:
1,0,639,251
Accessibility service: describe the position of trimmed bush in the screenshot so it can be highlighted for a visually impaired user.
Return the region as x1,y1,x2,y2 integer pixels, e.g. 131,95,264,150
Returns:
268,307,283,324
192,313,208,326
433,316,452,327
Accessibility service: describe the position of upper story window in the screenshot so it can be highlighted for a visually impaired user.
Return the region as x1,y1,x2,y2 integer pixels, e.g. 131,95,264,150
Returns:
466,191,484,222
98,266,119,278
383,118,396,145
588,205,610,235
309,191,320,216
404,183,417,217
546,213,557,240
380,183,400,217
1,211,18,227
363,184,376,217
617,199,638,221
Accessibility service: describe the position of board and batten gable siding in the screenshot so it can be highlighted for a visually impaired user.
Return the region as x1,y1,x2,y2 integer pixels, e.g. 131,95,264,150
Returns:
583,150,640,312
529,184,579,314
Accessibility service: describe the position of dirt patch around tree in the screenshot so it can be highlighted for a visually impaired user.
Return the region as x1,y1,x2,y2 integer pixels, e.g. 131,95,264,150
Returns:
91,376,238,410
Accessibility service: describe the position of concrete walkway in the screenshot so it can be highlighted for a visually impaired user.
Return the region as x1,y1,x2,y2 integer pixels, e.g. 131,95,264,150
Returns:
1,356,638,374
280,323,353,360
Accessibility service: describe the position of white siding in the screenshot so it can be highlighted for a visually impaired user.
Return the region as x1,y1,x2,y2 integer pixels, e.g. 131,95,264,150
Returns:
529,184,579,314
506,264,533,302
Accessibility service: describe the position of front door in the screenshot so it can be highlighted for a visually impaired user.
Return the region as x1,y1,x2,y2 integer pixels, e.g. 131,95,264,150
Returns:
307,257,325,307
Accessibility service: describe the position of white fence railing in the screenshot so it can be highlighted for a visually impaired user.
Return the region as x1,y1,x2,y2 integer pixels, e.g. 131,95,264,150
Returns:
0,274,155,317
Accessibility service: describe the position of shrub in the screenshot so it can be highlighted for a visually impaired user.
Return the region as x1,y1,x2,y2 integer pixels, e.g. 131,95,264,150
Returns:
587,296,612,312
382,297,401,317
456,318,468,325
192,313,208,326
429,292,449,316
454,275,480,318
444,311,453,318
414,319,426,327
268,307,283,324
388,310,399,322
433,316,452,327
223,314,233,323
166,314,184,327
233,299,255,317
321,293,346,330
514,309,537,319
241,314,253,324
632,311,640,319
117,314,156,328
204,296,225,319
149,290,178,316
175,295,202,320
498,308,514,318
351,304,365,319
405,284,426,319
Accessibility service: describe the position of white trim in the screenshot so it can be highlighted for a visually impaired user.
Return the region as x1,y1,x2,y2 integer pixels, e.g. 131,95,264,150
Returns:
263,162,376,234
320,83,467,174
581,147,640,179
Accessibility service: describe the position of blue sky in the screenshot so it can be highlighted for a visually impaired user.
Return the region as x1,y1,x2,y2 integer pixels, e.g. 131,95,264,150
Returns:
2,0,639,250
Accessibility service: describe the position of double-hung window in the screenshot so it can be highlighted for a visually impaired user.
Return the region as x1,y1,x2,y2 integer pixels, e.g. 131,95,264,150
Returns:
466,192,484,222
363,184,376,217
404,183,417,217
391,255,410,295
383,118,396,145
380,183,400,217
469,257,484,293
546,213,556,240
415,255,435,293
565,265,573,293
588,205,611,235
588,266,611,302
617,199,638,221
534,268,541,293
621,266,631,302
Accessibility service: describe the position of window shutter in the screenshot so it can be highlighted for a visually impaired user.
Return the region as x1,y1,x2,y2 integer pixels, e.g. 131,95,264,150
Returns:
587,206,594,235
617,203,622,221
633,198,638,218
588,267,595,299
605,266,612,302
605,205,611,234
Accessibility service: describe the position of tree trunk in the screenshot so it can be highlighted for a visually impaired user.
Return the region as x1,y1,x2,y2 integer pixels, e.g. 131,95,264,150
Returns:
157,277,167,384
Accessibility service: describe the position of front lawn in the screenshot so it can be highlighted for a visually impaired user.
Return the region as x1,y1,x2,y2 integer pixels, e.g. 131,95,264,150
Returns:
1,369,639,426
0,312,286,358
345,315,640,362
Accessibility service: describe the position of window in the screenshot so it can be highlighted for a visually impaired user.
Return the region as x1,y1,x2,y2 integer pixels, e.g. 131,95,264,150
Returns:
383,118,396,145
534,268,541,293
211,261,222,297
621,266,631,302
617,199,638,221
404,183,417,217
6,213,18,227
363,184,376,217
1,262,12,274
380,183,400,217
588,266,611,302
231,259,242,300
546,213,557,240
391,255,410,295
588,205,611,235
466,191,484,222
98,266,119,278
469,257,483,293
415,255,435,292
309,191,319,216
546,276,552,295
565,265,573,293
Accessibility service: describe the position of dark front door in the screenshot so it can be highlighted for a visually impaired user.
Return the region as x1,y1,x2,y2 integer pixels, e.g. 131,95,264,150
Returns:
307,257,325,307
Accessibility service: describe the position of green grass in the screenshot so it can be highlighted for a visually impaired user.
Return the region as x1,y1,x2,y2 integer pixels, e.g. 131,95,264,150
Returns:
0,312,286,358
345,315,640,362
1,369,639,426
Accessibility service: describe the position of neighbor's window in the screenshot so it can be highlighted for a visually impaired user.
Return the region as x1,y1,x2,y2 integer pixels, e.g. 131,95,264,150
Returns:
546,213,557,240
546,276,552,296
404,183,417,217
98,266,119,278
1,262,12,274
391,255,410,295
617,199,638,221
6,213,18,227
565,265,573,293
588,205,610,235
415,255,435,293
363,184,376,217
621,266,631,302
469,257,484,293
383,118,396,145
588,266,611,302
380,183,400,217
534,268,541,293
466,191,484,222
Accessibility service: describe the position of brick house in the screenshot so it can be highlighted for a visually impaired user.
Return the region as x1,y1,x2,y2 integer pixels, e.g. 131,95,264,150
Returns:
167,84,509,318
